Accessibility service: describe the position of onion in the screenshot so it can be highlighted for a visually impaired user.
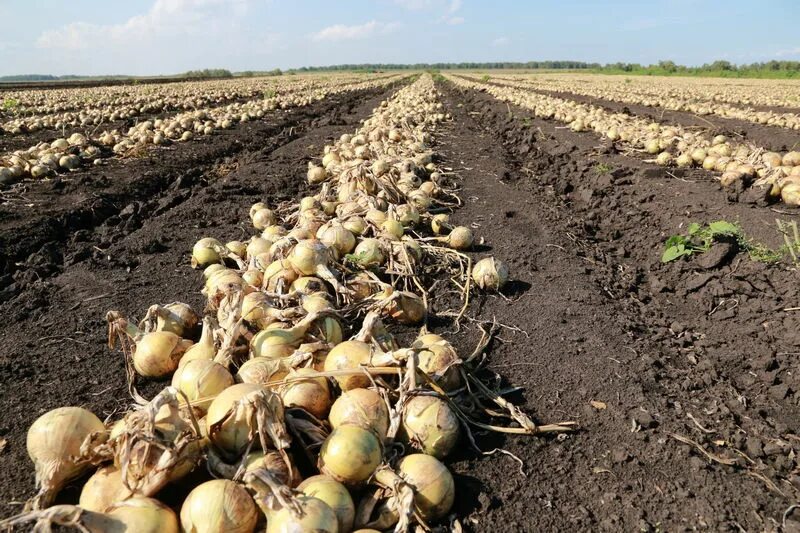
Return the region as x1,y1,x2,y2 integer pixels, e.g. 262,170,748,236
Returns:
401,395,460,459
247,237,273,260
249,202,268,219
289,239,330,276
781,181,800,206
107,497,179,533
26,406,105,508
431,214,449,235
226,240,247,258
343,216,367,236
134,331,193,378
382,218,404,240
252,207,276,230
445,226,473,250
297,475,355,532
146,302,199,337
180,479,258,533
328,388,389,440
321,225,356,257
472,257,510,291
319,425,382,486
192,237,224,269
79,465,133,513
206,383,266,458
279,368,331,419
236,357,288,386
265,495,338,533
353,238,385,268
173,359,234,411
417,341,462,391
308,164,327,184
323,340,373,391
396,454,455,521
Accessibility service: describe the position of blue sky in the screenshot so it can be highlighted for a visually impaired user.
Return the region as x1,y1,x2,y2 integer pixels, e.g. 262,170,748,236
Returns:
0,0,797,76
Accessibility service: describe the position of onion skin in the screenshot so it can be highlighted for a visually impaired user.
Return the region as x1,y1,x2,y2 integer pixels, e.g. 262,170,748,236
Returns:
206,383,266,459
133,331,193,378
107,497,179,533
180,479,258,533
279,368,331,419
401,395,460,459
265,495,338,533
174,359,234,412
27,406,105,509
319,425,382,486
323,340,373,391
297,475,355,532
472,257,510,292
397,454,455,521
79,465,133,513
328,388,390,440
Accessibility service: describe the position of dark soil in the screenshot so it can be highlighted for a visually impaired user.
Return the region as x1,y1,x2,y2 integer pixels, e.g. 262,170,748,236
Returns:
437,80,800,531
0,80,405,518
2,73,800,533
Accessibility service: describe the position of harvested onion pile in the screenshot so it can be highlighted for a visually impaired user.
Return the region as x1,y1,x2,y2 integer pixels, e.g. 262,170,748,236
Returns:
2,74,573,533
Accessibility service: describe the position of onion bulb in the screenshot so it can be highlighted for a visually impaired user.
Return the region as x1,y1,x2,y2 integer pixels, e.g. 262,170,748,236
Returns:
236,357,288,386
192,237,224,269
472,257,510,292
417,341,462,391
319,425,382,486
397,454,455,521
297,475,355,532
782,181,800,206
328,388,389,440
26,406,105,509
251,207,276,230
79,465,133,513
445,226,473,250
401,395,460,459
289,239,330,276
323,340,373,391
265,495,338,533
321,225,356,257
206,383,267,458
134,331,193,378
352,238,385,268
107,497,179,533
308,164,327,184
179,317,216,368
173,359,234,411
279,368,331,419
180,479,258,533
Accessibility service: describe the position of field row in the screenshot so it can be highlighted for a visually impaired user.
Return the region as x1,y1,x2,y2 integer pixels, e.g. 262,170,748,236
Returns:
0,74,403,184
451,74,800,205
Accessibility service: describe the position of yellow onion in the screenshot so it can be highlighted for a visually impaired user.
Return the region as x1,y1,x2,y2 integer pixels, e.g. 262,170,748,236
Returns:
265,495,338,533
173,359,234,411
381,290,427,325
106,497,179,533
206,383,267,458
365,208,387,227
242,269,263,288
396,204,420,226
280,368,331,419
353,238,384,268
192,237,224,269
328,388,389,440
203,263,227,280
417,341,462,391
302,293,334,313
445,226,473,250
397,454,454,521
289,239,330,276
291,276,328,296
297,475,355,532
308,164,327,184
300,196,321,212
430,214,449,235
263,258,299,292
149,302,199,337
249,202,268,219
79,465,133,513
323,340,374,391
401,395,460,459
246,237,273,260
134,331,193,378
226,240,247,258
347,272,378,301
319,425,382,486
472,257,510,292
321,225,357,257
251,207,276,230
26,406,105,508
236,357,288,386
180,479,258,533
782,181,800,205
381,218,404,240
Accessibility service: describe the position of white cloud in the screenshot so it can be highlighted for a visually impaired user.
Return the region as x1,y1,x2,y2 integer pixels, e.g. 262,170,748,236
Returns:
448,0,462,13
492,37,509,47
36,0,251,50
775,47,800,58
311,21,401,42
444,16,464,25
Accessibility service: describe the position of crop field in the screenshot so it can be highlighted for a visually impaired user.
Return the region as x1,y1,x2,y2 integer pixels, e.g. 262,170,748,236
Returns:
0,69,799,532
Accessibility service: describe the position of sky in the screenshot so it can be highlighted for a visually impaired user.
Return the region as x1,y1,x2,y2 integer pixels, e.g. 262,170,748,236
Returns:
0,0,798,76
